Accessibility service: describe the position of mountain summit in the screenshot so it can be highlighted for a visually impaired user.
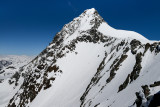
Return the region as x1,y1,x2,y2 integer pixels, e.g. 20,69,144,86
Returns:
1,8,160,107
62,8,148,42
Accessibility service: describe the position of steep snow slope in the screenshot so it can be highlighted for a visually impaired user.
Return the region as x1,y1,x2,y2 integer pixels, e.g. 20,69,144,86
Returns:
30,42,107,107
79,45,160,107
2,8,160,107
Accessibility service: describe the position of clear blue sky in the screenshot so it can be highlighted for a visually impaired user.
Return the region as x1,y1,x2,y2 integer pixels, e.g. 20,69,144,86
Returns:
0,0,160,55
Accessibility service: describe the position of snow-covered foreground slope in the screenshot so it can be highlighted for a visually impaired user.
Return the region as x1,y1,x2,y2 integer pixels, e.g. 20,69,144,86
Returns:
1,8,160,107
0,55,34,106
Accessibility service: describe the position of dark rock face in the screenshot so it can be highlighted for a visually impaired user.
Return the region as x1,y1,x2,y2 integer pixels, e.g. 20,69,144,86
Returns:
132,82,160,107
143,42,160,55
118,74,130,92
47,65,59,73
106,54,128,83
8,72,20,86
148,91,160,107
130,52,142,82
135,92,143,107
150,81,160,87
150,42,157,52
143,43,150,55
130,39,141,54
142,85,150,98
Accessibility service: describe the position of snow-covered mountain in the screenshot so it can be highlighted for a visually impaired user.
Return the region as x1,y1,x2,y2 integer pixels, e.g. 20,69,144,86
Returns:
0,60,12,71
1,8,160,107
0,55,34,79
0,55,34,77
0,55,34,106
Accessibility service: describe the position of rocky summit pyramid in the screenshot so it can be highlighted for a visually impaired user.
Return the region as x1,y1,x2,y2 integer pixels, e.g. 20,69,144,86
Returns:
1,8,160,107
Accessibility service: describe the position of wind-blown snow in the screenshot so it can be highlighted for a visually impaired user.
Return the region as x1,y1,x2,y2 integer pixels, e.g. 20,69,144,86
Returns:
98,22,149,42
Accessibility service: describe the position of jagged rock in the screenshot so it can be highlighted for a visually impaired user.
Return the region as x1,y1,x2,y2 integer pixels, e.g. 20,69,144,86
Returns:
142,85,150,98
118,74,130,92
107,54,128,83
37,64,45,70
135,92,143,107
47,65,59,72
143,43,150,55
130,39,141,54
130,52,142,82
150,81,160,87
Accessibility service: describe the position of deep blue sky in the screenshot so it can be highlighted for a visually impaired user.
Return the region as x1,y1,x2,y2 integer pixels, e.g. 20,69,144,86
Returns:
0,0,160,55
